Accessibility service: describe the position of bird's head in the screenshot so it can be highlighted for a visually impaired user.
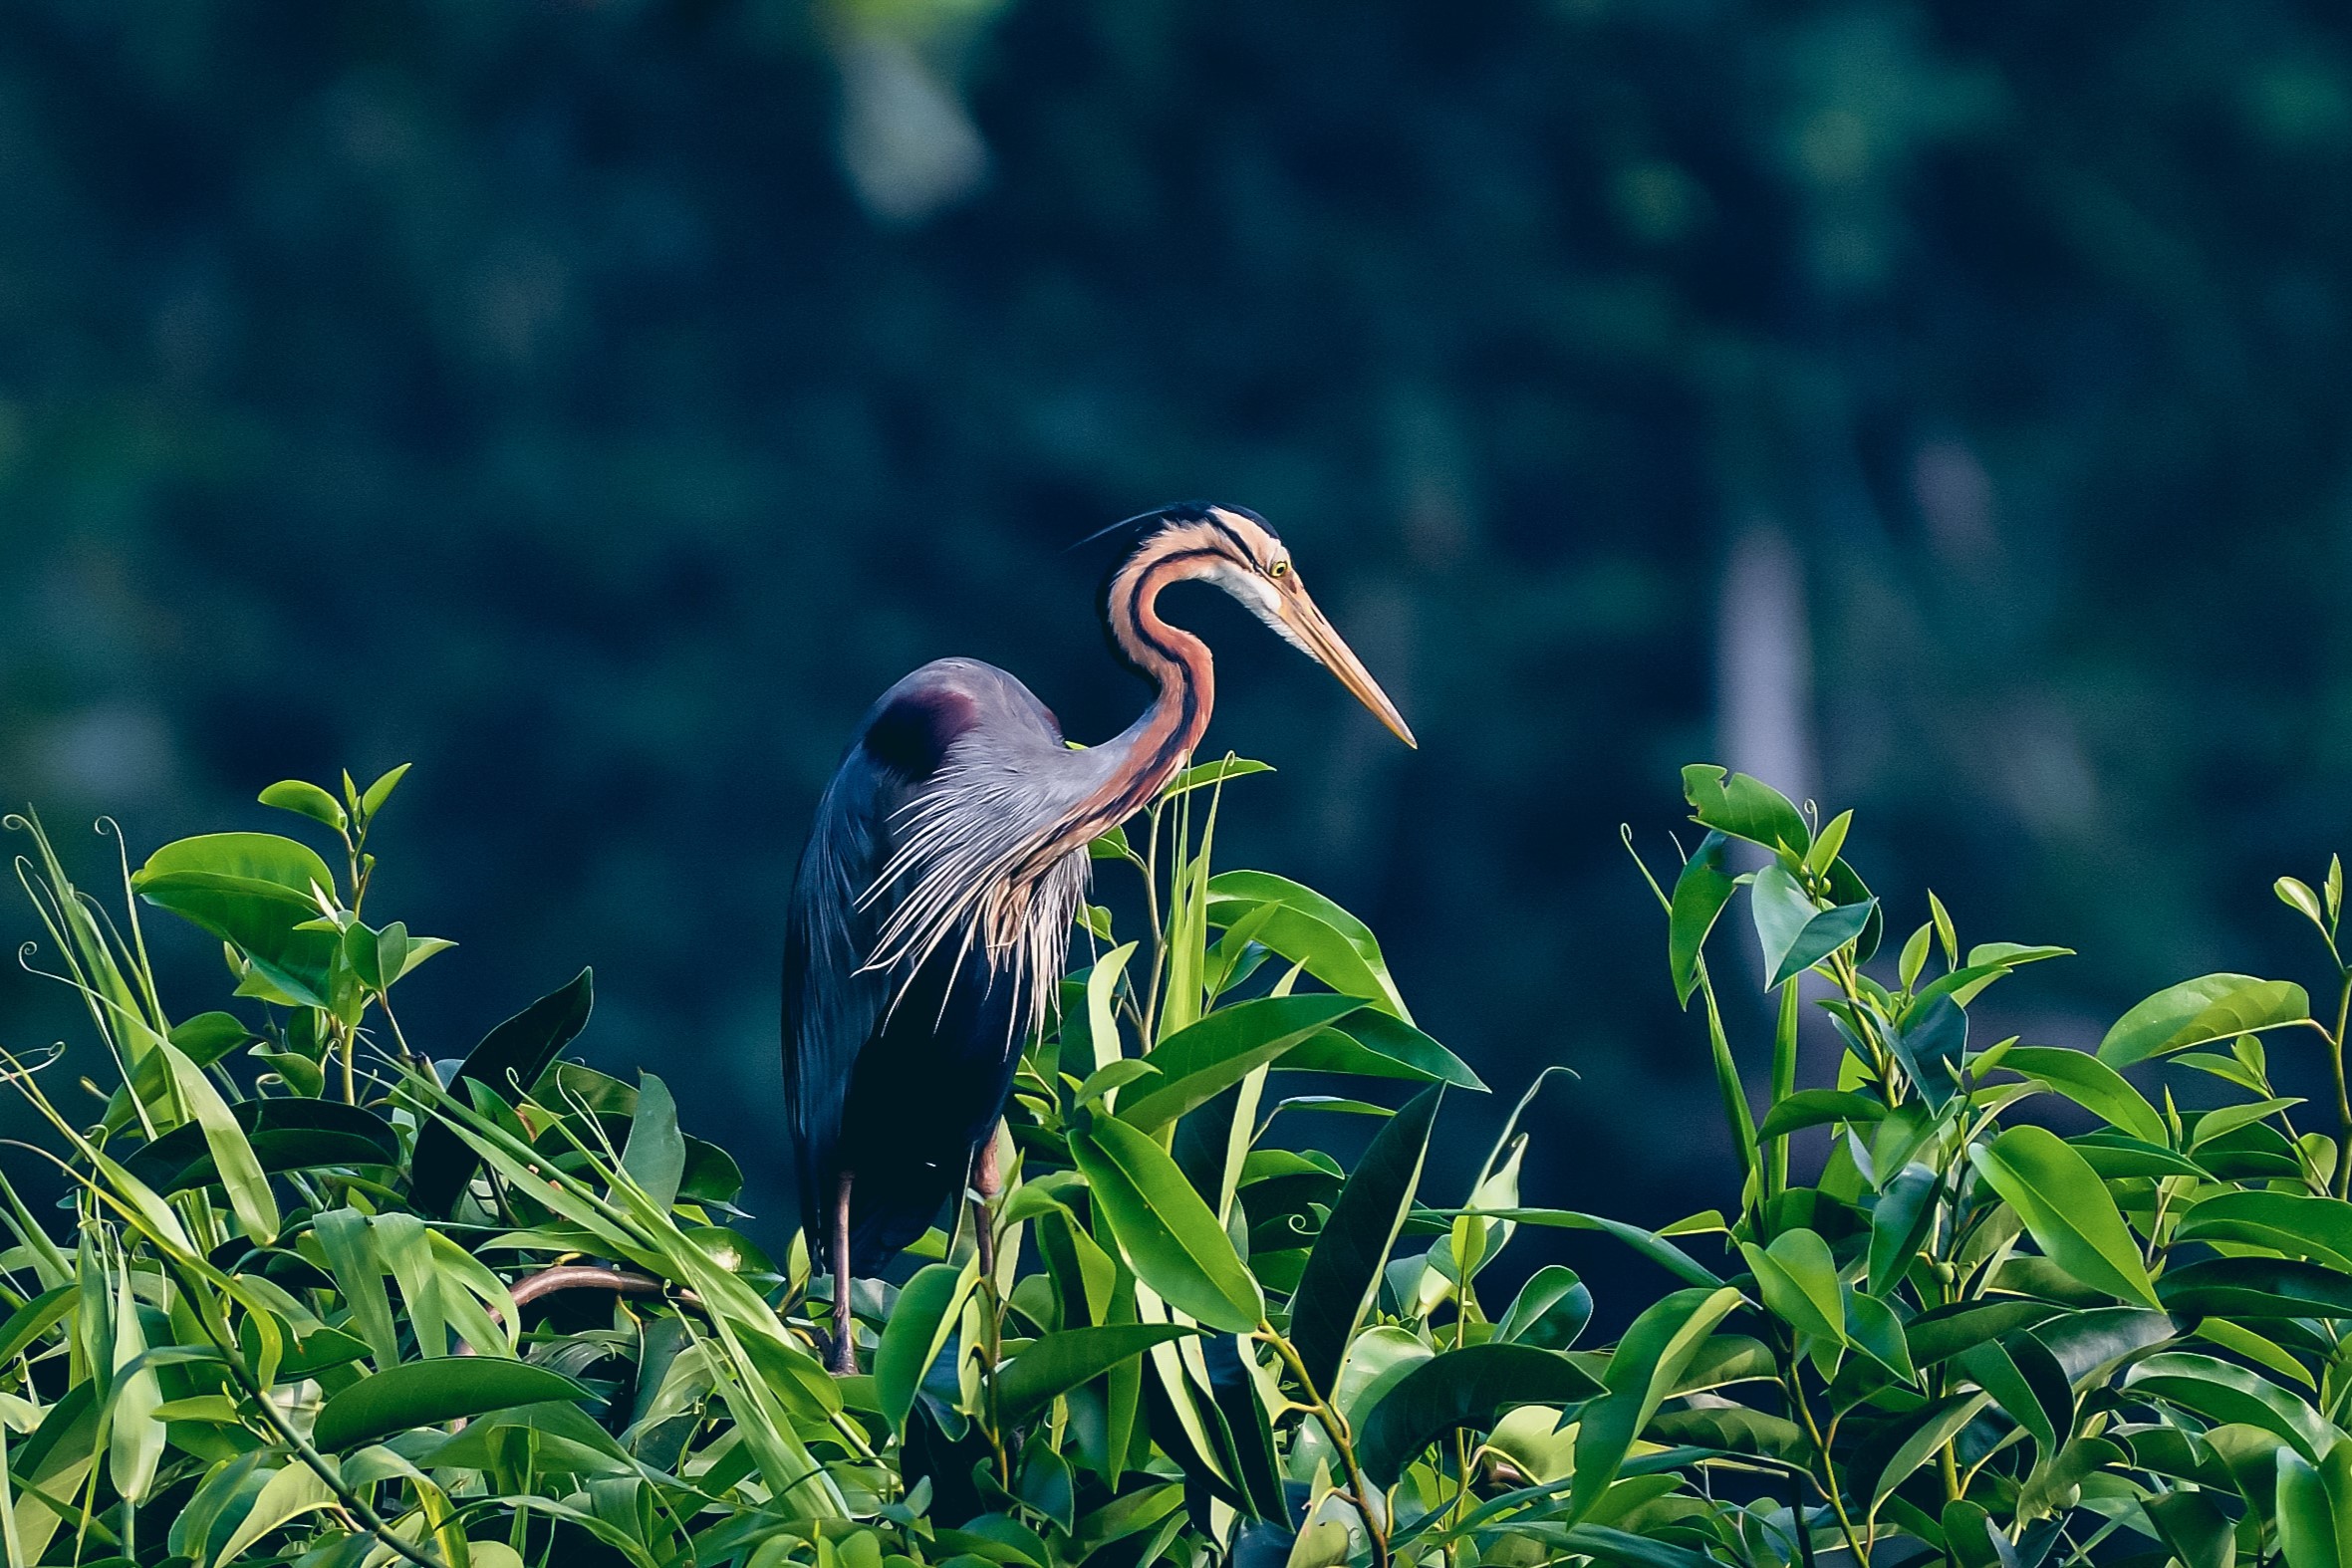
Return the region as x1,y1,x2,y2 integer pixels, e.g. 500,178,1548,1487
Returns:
1103,502,1418,748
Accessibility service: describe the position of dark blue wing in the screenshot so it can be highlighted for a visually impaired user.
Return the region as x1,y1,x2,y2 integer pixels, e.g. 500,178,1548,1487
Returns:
781,657,1067,1268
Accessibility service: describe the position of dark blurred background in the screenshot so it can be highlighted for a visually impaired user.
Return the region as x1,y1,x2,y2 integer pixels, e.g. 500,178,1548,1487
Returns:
2,0,2349,1285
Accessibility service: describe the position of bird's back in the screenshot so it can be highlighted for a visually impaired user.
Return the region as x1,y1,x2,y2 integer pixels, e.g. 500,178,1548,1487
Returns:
781,657,1073,1267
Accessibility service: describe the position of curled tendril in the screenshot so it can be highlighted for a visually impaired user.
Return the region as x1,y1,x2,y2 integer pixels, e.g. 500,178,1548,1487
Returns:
0,1041,67,1086
16,945,77,989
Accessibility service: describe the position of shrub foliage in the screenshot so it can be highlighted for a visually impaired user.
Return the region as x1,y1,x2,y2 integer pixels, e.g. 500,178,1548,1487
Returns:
3,762,2352,1567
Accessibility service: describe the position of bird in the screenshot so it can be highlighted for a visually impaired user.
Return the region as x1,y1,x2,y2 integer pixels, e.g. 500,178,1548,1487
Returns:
781,502,1416,1375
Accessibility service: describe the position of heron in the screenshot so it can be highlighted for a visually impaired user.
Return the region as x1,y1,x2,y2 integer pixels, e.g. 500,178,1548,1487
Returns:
781,502,1416,1375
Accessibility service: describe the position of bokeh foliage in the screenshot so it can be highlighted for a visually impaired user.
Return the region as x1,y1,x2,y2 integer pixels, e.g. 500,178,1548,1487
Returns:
0,0,2349,1233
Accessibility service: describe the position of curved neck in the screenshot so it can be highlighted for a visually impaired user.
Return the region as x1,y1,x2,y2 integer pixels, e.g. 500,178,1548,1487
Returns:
1089,544,1219,825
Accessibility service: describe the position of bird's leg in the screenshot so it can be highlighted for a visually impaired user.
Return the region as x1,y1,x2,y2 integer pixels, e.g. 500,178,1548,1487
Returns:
972,1126,1004,1281
829,1171,858,1377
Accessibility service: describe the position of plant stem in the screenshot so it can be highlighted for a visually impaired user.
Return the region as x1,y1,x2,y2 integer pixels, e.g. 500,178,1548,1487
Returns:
2330,973,2352,1199
1263,1325,1390,1568
165,1257,451,1568
1780,1351,1869,1568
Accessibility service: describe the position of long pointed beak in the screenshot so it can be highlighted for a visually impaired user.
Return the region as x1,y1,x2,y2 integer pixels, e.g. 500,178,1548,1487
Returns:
1281,590,1420,749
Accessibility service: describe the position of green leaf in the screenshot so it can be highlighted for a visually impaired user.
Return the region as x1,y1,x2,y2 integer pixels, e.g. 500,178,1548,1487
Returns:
2157,1257,2352,1319
1803,809,1853,879
138,831,337,897
1844,1289,1917,1383
2125,1352,2337,1460
2099,974,2312,1066
1682,765,1809,856
875,1260,978,1434
1496,1265,1593,1351
1357,1344,1602,1485
1957,1332,2072,1454
2176,1190,2352,1272
997,1324,1197,1426
1903,1300,2061,1366
1071,1117,1262,1332
258,779,349,833
409,967,594,1215
1668,832,1735,1007
2002,1045,2169,1146
1889,991,1967,1106
168,1010,254,1065
1286,1011,1484,1089
1205,871,1410,1022
122,1097,399,1192
1739,1229,1843,1344
2146,1487,2241,1568
134,868,339,1007
211,1462,338,1566
0,1285,75,1367
1968,1126,2161,1308
1752,866,1874,988
1161,757,1273,800
1476,1209,1723,1289
2068,1133,2208,1181
1289,1085,1442,1394
360,762,411,817
1867,1163,1939,1297
1757,1089,1885,1141
1117,994,1365,1132
1856,1392,1991,1506
1569,1285,1743,1520
621,1072,686,1210
312,1359,594,1450
2274,1444,2352,1568
157,1039,279,1245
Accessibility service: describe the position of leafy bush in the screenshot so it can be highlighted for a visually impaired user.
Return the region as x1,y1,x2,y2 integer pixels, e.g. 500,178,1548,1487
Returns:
5,761,2352,1568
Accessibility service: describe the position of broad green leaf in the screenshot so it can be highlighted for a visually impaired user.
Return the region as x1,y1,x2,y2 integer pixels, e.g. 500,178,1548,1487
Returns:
875,1260,978,1433
2274,1445,2352,1568
2177,1190,2352,1272
1285,1010,1484,1089
211,1462,337,1566
1496,1265,1593,1351
313,1206,398,1369
0,1286,74,1367
312,1358,593,1450
1739,1229,1843,1344
1857,1392,1990,1506
1867,1162,1939,1296
997,1324,1199,1425
2068,1132,2207,1181
1968,1126,2160,1308
1958,1332,2072,1454
361,762,411,817
2158,1257,2352,1319
134,872,338,1007
2099,974,2312,1066
1357,1344,1601,1485
409,967,594,1215
2002,1045,2168,1146
2125,1352,2338,1461
1288,1086,1442,1394
1889,992,1967,1106
1071,1118,1262,1332
258,779,348,833
621,1072,686,1210
1756,1089,1885,1141
1205,871,1410,1022
1569,1285,1743,1520
1682,765,1809,856
138,831,337,897
2144,1486,2239,1568
1668,832,1735,1007
1904,1300,2061,1366
1844,1288,1917,1383
1118,994,1365,1132
106,1265,163,1503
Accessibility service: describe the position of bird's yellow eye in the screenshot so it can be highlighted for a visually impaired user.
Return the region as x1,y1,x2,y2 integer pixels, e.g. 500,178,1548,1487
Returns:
1267,559,1291,580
